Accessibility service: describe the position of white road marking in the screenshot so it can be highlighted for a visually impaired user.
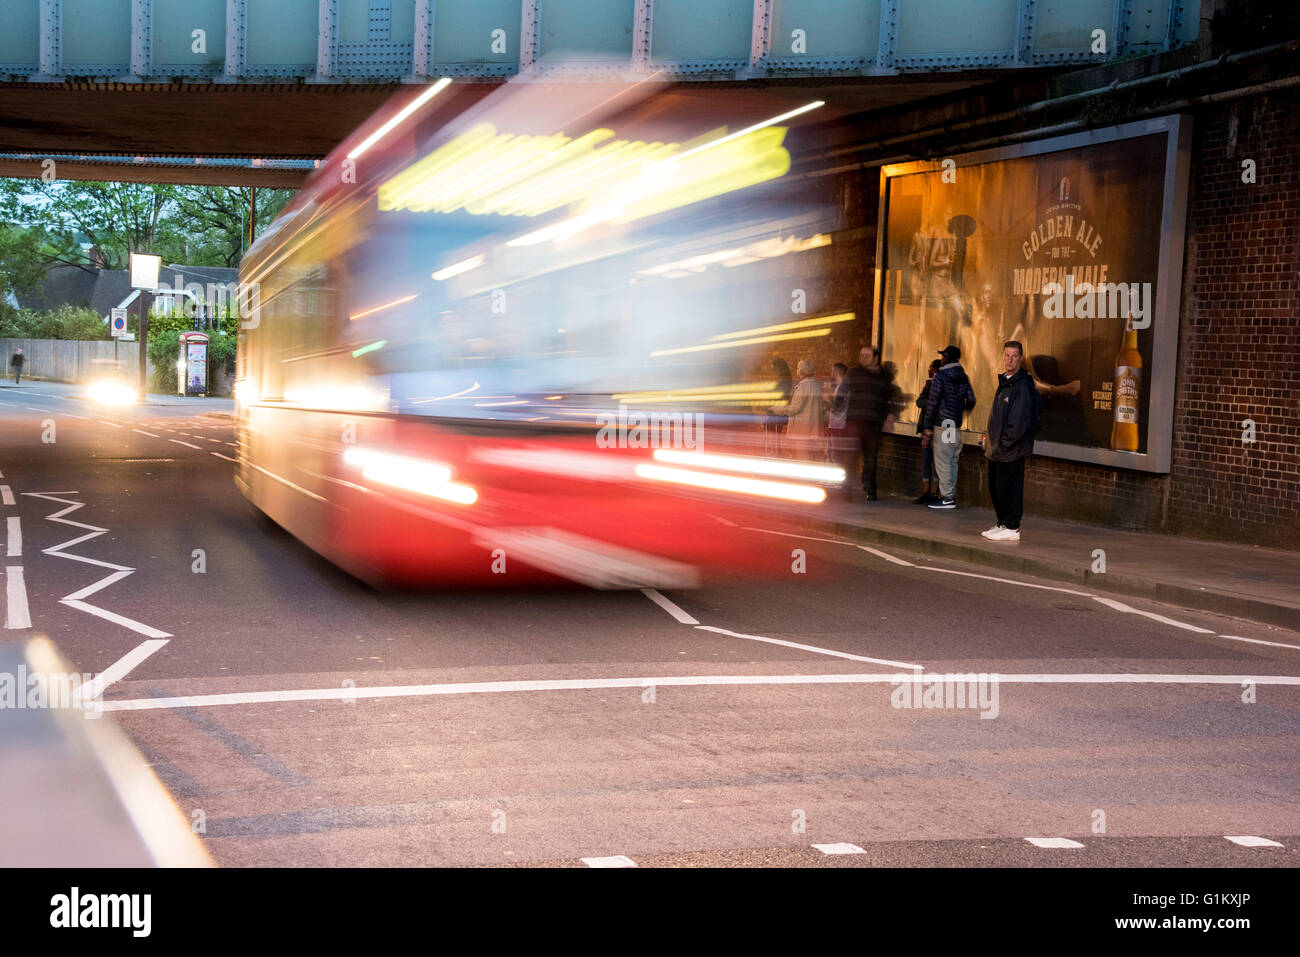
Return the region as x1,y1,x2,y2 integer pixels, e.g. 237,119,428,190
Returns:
1225,835,1284,848
581,856,636,868
26,406,52,412
812,842,865,855
766,532,1250,641
1025,837,1085,849
696,624,923,670
60,412,88,419
641,588,699,625
211,452,238,462
0,485,13,505
742,526,857,548
24,492,173,639
80,638,170,701
99,671,1300,713
1217,634,1300,651
919,564,1092,595
98,420,124,429
133,429,160,438
857,544,915,567
1088,596,1216,634
225,442,237,447
5,566,31,628
6,516,20,557
169,439,202,449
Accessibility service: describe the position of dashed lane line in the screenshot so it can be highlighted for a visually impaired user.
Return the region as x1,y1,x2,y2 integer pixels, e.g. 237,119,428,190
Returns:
211,452,237,463
1225,836,1284,848
1025,837,1085,849
98,420,124,429
0,485,13,506
6,516,19,557
581,856,637,868
169,439,202,450
133,429,160,438
812,843,866,855
4,566,31,629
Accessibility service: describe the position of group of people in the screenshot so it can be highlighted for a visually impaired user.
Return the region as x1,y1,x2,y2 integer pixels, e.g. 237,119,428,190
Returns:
765,338,1042,541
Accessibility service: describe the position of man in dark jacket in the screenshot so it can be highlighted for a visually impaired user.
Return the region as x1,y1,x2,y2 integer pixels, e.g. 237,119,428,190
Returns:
844,345,896,500
921,345,976,509
10,347,24,384
981,340,1042,541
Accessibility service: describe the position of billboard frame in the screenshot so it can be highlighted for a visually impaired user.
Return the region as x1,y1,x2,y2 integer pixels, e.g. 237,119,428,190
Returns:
873,114,1192,474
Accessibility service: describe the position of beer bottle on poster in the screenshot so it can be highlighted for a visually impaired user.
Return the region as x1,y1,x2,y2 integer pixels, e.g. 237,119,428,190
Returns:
1110,319,1142,452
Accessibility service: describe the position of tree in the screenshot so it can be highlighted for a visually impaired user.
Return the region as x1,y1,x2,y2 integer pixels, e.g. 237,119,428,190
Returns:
165,186,296,267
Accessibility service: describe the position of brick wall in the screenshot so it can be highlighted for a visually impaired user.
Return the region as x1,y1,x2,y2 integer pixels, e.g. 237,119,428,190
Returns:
858,88,1300,549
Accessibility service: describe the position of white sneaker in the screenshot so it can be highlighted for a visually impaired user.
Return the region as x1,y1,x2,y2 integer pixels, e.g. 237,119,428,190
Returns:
989,527,1020,542
980,525,1004,539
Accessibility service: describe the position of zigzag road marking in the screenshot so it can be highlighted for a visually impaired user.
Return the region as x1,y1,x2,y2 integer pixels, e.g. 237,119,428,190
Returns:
23,492,172,639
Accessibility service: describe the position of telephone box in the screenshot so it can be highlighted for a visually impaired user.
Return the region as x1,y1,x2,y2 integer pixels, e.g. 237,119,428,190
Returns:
179,332,209,396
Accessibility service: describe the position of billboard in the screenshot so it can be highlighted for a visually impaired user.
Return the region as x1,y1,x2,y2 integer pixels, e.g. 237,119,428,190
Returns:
875,116,1191,472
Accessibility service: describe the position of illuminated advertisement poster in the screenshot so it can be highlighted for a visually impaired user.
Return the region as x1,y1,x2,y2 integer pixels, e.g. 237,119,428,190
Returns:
876,116,1191,472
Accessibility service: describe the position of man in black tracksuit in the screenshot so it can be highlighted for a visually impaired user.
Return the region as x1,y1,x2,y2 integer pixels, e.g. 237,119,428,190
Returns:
981,340,1041,541
844,345,896,500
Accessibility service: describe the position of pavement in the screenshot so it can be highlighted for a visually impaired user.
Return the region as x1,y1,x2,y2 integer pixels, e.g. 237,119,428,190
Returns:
768,492,1300,632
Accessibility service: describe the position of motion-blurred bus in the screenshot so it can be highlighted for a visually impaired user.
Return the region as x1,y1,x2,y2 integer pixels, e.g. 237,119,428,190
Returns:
236,79,851,587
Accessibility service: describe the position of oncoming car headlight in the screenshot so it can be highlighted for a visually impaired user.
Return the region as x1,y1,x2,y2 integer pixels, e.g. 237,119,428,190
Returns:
86,380,137,407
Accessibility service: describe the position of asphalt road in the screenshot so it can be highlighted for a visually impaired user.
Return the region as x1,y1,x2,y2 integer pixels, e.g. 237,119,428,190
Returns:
2,380,1298,868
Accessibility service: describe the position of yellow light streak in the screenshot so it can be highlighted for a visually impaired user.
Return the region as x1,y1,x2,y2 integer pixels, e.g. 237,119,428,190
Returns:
348,294,416,321
709,311,856,342
649,327,830,358
634,464,826,504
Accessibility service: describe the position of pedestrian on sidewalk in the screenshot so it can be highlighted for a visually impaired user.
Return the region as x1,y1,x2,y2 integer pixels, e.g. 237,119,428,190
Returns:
913,358,941,504
921,346,976,510
764,356,793,456
825,362,849,466
980,340,1042,542
769,358,824,460
844,345,896,501
10,347,24,384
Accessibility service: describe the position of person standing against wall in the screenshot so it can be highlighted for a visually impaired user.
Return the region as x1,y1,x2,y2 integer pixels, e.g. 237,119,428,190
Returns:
10,347,24,384
981,341,1042,541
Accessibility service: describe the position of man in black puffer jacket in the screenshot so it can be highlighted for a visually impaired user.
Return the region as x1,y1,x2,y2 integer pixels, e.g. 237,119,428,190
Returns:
921,345,976,509
980,340,1042,542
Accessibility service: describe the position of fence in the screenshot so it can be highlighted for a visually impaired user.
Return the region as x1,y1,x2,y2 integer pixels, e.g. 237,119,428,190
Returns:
0,338,151,383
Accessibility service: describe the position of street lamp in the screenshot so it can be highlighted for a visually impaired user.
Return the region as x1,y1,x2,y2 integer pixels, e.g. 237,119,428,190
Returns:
129,252,160,401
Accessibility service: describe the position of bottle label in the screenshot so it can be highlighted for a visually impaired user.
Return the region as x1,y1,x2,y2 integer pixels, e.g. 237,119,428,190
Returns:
1114,366,1141,424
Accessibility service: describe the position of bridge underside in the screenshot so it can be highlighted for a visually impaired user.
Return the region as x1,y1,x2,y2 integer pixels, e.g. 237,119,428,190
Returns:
0,74,992,186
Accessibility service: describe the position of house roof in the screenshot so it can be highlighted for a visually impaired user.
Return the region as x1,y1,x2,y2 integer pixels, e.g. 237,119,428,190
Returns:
13,264,98,311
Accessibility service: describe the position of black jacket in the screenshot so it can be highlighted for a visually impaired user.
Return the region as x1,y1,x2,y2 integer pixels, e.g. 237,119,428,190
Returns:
10,353,23,368
844,363,894,427
985,369,1042,462
914,380,932,434
921,363,976,432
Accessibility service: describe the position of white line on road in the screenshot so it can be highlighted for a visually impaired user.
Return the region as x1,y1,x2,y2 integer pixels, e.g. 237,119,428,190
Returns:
26,406,52,412
60,412,87,419
581,856,637,868
211,452,237,462
1224,836,1284,848
640,588,699,624
5,566,31,628
0,486,13,506
1217,634,1300,651
857,544,916,567
169,439,201,449
99,671,1300,713
98,420,124,429
695,624,923,670
1025,837,1085,849
1088,595,1216,634
133,429,160,438
81,638,171,701
6,516,20,557
812,843,866,855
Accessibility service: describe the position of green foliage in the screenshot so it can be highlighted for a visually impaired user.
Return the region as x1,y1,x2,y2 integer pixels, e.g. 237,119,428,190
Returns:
146,328,236,395
0,304,108,340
